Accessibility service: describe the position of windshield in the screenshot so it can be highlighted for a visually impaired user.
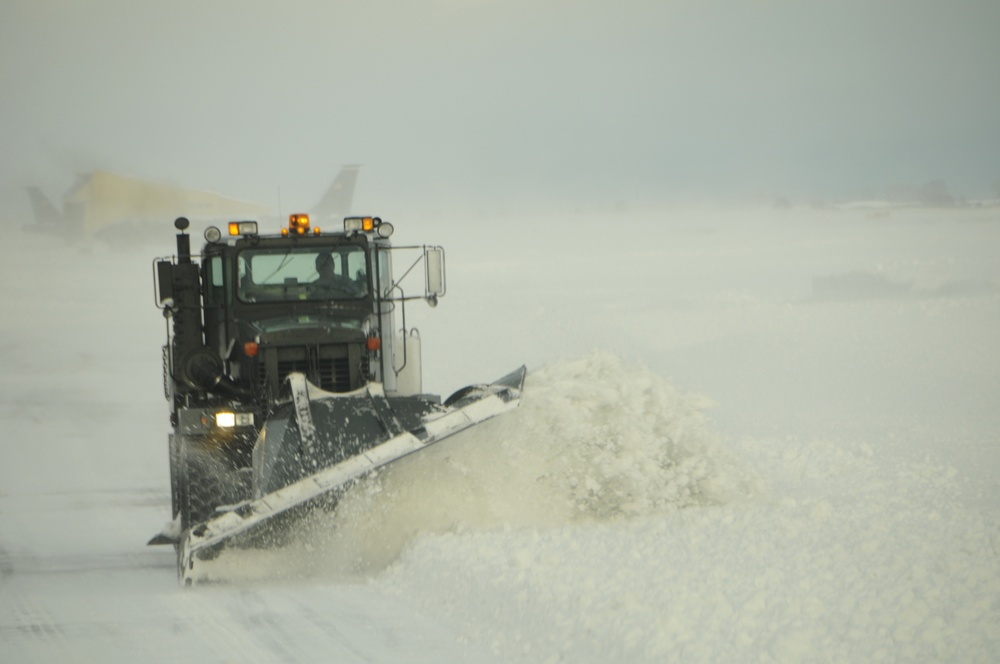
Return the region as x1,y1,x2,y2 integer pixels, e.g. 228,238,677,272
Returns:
237,246,369,303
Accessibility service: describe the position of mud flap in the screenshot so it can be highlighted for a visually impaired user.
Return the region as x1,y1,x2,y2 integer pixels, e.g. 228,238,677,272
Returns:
177,366,526,586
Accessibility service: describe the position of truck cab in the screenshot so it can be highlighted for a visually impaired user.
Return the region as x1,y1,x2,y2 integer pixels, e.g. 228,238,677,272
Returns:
154,214,445,528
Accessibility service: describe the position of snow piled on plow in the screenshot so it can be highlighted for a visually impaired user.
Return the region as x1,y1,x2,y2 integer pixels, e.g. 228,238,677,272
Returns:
207,352,761,581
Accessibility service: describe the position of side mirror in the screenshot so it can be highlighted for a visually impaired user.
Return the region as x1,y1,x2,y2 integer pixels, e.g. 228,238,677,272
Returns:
425,247,446,299
155,260,174,307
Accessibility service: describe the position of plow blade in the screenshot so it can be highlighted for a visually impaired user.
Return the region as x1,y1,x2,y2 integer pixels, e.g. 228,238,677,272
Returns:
178,365,525,586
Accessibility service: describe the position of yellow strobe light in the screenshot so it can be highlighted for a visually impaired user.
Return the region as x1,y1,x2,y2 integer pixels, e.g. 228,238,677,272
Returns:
289,213,310,235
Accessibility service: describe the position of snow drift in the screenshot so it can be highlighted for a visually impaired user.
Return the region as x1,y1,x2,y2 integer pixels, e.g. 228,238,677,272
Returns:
213,352,762,579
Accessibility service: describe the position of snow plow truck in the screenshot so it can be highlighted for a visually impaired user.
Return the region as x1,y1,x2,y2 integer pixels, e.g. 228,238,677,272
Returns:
149,214,525,585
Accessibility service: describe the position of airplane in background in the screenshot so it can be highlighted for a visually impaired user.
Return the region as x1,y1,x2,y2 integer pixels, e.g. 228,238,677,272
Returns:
24,165,362,246
309,164,361,226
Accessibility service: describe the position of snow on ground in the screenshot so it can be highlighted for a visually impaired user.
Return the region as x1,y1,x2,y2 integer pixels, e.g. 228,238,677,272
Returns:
375,420,999,662
1,205,999,662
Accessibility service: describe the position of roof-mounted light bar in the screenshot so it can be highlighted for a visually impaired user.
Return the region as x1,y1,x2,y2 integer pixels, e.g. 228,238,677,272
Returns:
282,213,321,236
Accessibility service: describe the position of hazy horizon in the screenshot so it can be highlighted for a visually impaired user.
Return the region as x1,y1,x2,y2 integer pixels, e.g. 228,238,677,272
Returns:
3,0,999,222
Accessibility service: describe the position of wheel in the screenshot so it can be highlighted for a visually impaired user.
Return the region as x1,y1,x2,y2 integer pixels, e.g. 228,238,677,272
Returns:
176,436,236,532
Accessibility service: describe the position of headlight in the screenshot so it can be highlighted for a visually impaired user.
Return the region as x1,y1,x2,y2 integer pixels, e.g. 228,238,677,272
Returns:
215,412,254,428
344,217,366,232
344,216,378,233
228,221,258,236
215,412,236,428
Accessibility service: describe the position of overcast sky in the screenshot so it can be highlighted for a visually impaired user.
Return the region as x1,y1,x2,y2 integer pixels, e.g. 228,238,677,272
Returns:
2,0,998,220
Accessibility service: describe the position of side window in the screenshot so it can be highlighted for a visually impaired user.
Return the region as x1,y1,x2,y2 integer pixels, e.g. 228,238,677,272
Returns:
205,256,224,306
378,251,392,296
347,250,366,281
210,256,224,287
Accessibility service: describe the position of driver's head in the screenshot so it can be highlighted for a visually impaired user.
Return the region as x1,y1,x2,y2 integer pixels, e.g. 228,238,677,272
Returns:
315,252,335,276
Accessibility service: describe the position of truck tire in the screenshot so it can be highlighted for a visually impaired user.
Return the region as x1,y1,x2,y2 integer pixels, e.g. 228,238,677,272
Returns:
177,436,233,532
176,436,238,562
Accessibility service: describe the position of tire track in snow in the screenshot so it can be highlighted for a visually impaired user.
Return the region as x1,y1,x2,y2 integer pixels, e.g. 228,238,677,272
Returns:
0,591,68,661
165,590,293,664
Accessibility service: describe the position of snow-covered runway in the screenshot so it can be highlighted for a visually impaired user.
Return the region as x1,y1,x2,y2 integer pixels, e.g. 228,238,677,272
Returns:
2,205,998,662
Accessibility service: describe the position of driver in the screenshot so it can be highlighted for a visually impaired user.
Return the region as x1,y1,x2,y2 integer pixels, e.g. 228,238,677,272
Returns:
314,252,364,297
315,252,338,282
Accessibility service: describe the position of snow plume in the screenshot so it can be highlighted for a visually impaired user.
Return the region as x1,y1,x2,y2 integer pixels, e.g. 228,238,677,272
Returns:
507,351,760,518
285,352,761,576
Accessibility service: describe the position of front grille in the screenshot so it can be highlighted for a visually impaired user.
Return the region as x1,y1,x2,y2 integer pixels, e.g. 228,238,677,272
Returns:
316,357,351,392
277,356,349,392
277,358,309,382
260,343,366,397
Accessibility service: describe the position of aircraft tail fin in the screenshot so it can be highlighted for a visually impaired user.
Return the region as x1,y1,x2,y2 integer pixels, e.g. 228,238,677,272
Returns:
26,187,63,224
311,165,361,221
